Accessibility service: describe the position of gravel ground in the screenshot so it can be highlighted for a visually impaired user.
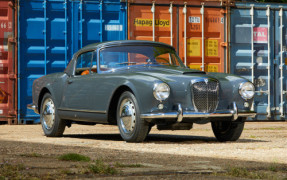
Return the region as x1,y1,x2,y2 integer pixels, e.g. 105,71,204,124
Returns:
0,122,286,179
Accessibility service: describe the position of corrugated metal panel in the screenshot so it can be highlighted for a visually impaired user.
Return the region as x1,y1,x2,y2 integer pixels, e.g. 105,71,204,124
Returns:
128,0,228,73
230,2,287,121
0,0,17,125
18,0,127,124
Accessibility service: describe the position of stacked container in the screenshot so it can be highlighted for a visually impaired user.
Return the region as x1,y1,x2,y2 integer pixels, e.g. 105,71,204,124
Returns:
0,0,284,124
0,0,17,124
230,2,287,121
128,0,231,72
18,0,127,123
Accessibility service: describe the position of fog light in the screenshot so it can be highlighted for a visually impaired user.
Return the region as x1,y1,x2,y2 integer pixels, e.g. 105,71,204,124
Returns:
158,104,164,110
244,102,249,108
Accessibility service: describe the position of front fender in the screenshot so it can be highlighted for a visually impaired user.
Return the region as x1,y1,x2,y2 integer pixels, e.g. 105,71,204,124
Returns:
208,72,254,110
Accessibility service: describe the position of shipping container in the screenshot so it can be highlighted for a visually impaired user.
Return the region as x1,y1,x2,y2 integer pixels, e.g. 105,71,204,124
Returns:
18,0,127,124
0,0,17,124
230,2,287,120
128,0,231,73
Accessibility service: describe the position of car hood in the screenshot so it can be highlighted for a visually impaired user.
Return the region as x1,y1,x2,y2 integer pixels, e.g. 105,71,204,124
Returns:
136,65,205,75
125,65,213,82
112,65,245,88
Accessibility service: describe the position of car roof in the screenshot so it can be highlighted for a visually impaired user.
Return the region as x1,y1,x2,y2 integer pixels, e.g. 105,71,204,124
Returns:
76,40,176,55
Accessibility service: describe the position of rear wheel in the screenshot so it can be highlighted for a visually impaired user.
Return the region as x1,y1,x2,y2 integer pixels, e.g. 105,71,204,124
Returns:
117,91,149,142
211,119,245,142
40,93,66,137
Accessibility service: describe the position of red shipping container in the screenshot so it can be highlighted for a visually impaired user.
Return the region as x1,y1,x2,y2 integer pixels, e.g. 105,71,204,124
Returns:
128,0,232,73
0,0,17,124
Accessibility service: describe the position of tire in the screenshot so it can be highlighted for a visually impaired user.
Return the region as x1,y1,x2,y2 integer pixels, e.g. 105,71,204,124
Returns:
40,93,66,137
117,91,149,142
211,119,245,142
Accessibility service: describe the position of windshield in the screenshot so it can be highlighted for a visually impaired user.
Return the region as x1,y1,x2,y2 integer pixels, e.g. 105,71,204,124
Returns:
99,45,185,72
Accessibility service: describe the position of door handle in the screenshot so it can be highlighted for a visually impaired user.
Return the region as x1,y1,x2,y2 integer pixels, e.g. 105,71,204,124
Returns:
67,79,73,84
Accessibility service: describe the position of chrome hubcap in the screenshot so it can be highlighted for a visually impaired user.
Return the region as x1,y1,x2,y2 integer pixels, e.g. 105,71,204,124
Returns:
119,99,136,133
41,98,55,130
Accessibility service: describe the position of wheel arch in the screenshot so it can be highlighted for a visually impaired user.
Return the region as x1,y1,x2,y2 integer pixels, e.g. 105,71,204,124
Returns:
37,87,51,113
107,85,135,125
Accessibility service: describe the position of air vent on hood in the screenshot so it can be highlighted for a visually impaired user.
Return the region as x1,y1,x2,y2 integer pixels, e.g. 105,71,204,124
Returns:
183,71,206,75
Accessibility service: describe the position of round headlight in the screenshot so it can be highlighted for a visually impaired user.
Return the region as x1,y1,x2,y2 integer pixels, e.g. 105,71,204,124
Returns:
239,82,255,100
153,83,170,101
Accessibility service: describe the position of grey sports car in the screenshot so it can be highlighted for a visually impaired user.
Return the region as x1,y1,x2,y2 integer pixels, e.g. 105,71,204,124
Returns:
28,40,256,142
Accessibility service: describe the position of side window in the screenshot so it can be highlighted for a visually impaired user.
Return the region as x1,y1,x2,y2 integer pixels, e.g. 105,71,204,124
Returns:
75,51,93,75
99,51,125,71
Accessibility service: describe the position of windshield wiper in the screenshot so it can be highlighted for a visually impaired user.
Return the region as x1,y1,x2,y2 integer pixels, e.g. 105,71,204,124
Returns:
116,62,138,65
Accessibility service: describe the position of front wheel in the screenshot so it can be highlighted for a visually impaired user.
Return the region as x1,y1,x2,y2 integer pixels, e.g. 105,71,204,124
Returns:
117,91,149,142
40,93,66,137
211,119,245,142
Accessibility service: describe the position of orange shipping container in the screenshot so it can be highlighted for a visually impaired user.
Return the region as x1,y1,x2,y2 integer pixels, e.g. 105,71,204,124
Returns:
128,0,231,73
0,0,17,124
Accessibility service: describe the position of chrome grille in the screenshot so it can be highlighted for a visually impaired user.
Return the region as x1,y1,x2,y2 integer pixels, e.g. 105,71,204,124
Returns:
192,79,219,113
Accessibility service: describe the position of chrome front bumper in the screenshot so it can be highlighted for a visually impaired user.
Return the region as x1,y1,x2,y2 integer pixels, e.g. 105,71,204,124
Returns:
140,102,256,123
27,104,39,114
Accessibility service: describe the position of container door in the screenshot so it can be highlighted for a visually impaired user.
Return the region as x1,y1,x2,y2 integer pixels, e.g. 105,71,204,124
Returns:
230,3,277,120
179,5,226,72
128,3,177,50
19,0,68,124
274,7,287,120
72,0,127,53
0,0,17,124
128,1,226,73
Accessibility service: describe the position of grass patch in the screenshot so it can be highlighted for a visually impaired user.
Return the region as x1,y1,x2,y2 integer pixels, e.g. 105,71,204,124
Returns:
0,161,25,179
268,164,287,172
217,167,279,179
59,169,74,175
58,153,90,162
259,127,286,130
115,162,144,168
20,153,42,158
87,160,118,175
249,135,257,139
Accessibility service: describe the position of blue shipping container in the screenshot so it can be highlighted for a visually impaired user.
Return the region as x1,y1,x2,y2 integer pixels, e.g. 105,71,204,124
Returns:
230,2,287,120
18,0,127,123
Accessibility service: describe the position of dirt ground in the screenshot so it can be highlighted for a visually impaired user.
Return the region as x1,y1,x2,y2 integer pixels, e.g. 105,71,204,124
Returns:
0,122,286,179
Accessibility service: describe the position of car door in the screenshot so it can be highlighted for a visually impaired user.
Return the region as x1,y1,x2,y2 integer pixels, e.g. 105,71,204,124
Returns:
60,50,107,121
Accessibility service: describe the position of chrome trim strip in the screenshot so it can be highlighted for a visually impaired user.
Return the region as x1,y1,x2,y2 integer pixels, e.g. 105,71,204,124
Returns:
27,104,39,114
141,112,256,119
141,112,178,119
233,102,238,121
237,113,257,117
57,108,106,114
177,104,183,123
141,109,256,119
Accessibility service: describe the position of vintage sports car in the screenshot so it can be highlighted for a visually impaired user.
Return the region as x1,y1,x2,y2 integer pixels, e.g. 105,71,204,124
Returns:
28,40,256,142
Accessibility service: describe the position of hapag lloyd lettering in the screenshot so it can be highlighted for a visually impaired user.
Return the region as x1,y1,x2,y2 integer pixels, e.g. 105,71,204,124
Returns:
134,18,170,27
134,19,153,26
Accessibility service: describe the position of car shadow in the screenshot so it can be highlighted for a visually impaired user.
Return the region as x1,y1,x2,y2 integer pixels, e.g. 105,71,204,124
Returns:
63,133,268,144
